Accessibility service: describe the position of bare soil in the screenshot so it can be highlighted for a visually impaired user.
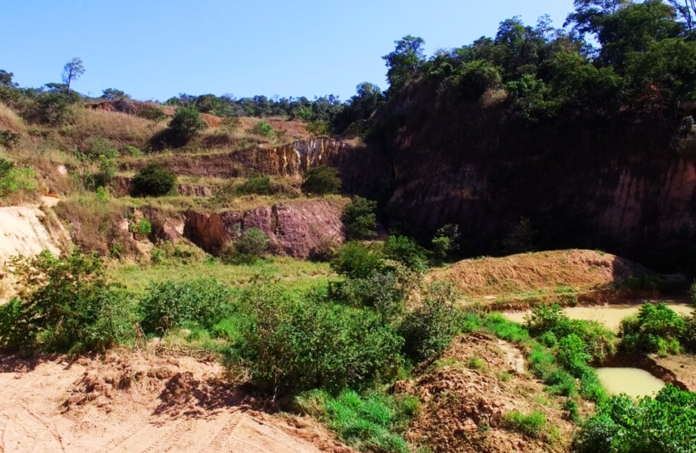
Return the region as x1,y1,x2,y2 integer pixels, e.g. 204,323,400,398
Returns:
0,351,352,453
400,332,577,453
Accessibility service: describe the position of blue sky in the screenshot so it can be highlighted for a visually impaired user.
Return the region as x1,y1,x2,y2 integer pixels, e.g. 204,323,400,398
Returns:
1,0,576,101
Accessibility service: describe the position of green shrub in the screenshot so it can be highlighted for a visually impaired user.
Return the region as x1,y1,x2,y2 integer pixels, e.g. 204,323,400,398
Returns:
129,219,152,238
332,272,407,323
502,410,546,438
133,164,177,197
236,171,271,195
169,105,204,140
220,229,269,265
482,313,531,343
620,303,686,356
229,283,403,394
32,92,77,125
122,145,143,156
0,158,36,197
331,242,385,279
400,282,461,362
296,390,411,453
306,120,329,136
0,250,136,353
384,235,429,273
302,166,341,195
139,279,236,334
342,197,378,240
578,385,696,453
251,120,274,137
137,106,167,122
432,224,461,259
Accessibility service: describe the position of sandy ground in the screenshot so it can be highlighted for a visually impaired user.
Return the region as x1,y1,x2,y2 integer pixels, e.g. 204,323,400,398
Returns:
0,351,351,453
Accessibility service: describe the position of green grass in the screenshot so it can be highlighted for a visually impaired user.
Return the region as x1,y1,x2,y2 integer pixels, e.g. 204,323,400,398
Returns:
109,256,335,294
502,410,547,438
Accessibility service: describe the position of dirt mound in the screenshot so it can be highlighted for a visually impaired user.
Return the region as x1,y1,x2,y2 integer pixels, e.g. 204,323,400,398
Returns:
0,350,352,453
431,249,652,300
401,332,575,452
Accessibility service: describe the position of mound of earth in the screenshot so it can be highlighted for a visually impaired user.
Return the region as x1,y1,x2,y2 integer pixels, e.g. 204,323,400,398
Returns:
0,350,352,453
399,332,575,452
430,249,653,304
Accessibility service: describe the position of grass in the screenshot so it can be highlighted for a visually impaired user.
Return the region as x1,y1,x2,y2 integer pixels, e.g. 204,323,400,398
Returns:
502,409,547,438
108,255,335,294
72,108,166,148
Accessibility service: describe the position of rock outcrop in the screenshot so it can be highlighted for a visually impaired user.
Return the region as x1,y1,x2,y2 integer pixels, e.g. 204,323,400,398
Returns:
184,198,349,258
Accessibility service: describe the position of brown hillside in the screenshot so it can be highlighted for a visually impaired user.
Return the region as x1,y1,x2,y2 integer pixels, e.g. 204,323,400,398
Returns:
430,249,652,300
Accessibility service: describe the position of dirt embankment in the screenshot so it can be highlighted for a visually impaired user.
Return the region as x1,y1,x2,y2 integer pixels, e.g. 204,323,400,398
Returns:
399,332,575,452
430,249,661,309
0,351,352,453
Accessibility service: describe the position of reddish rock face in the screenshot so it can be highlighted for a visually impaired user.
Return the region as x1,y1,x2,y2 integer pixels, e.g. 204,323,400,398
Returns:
184,199,349,258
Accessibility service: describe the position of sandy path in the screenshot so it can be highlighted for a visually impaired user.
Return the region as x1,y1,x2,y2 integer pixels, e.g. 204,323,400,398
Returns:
0,353,349,453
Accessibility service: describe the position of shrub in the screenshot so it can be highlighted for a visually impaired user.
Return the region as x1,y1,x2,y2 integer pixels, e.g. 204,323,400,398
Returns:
0,158,36,198
220,229,269,265
0,250,135,353
132,164,177,197
432,224,461,259
168,105,204,140
331,242,385,279
620,302,686,356
32,92,77,125
578,385,696,453
302,166,341,195
296,390,410,453
139,279,236,334
236,171,271,195
230,283,403,394
384,235,429,273
502,410,546,438
121,145,143,157
331,271,411,323
306,120,329,136
129,219,152,239
251,120,274,137
342,197,378,240
482,313,531,343
137,106,167,122
400,282,461,362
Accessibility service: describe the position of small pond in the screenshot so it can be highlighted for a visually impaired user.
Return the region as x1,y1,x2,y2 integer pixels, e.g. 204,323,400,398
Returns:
596,368,665,399
504,302,694,332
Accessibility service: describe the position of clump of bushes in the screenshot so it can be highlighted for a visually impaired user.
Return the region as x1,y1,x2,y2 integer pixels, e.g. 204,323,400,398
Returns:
220,228,269,265
578,385,696,453
502,410,547,439
251,120,274,137
620,302,686,356
235,171,271,196
169,105,205,140
342,197,378,240
132,164,177,196
0,157,37,198
331,242,385,279
302,166,341,195
0,251,135,353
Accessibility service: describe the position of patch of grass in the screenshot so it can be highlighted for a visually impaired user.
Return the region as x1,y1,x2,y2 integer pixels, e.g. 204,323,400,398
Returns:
502,409,546,438
468,357,485,369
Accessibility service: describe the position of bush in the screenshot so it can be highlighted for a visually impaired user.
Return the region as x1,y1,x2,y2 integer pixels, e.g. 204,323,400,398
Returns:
302,166,341,195
400,282,461,362
578,385,696,453
169,105,204,140
306,120,329,136
331,270,414,323
384,235,429,273
620,302,686,356
0,250,135,353
121,145,143,157
32,92,77,125
432,224,461,259
342,197,378,240
251,120,274,137
236,171,271,195
139,279,236,334
331,242,385,279
296,390,411,453
229,283,403,394
0,157,36,198
132,164,177,197
220,229,269,265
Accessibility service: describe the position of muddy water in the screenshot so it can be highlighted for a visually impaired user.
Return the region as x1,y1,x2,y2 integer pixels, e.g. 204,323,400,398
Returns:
596,368,665,399
504,303,694,332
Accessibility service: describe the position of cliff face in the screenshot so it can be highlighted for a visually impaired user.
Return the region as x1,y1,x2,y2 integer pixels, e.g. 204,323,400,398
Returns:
373,82,696,270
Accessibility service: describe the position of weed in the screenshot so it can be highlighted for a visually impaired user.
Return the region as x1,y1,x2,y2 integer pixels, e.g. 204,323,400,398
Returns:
502,409,546,438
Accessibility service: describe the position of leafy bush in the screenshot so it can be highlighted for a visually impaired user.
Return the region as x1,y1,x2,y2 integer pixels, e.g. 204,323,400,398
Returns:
0,251,135,353
342,197,378,240
306,120,329,136
236,171,271,195
0,157,36,198
502,410,546,439
139,279,236,334
296,390,411,453
302,166,341,195
432,224,461,259
132,164,177,197
400,282,461,362
32,92,77,125
230,283,403,394
169,105,204,140
251,120,274,137
384,235,429,273
220,229,269,265
331,242,385,279
620,302,686,356
578,385,696,453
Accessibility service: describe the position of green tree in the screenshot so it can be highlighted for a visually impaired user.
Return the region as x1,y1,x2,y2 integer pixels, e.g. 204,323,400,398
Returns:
169,105,205,140
101,88,128,100
341,197,378,240
133,164,177,197
383,36,426,95
62,57,85,94
302,166,341,195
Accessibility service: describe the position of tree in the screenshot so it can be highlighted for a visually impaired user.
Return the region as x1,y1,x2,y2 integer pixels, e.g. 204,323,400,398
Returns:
169,105,205,140
62,57,85,94
101,88,128,100
0,70,16,88
341,197,378,240
383,35,426,95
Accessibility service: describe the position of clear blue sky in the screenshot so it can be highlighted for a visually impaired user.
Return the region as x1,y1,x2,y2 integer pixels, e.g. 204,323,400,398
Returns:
1,0,576,102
